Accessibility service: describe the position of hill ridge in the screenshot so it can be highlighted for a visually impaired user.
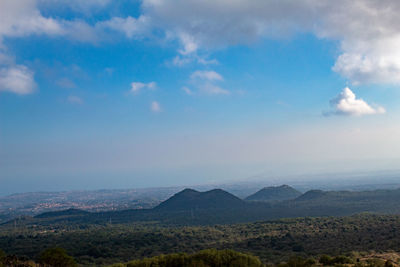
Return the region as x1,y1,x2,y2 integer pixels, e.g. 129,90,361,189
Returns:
245,185,301,201
155,188,245,211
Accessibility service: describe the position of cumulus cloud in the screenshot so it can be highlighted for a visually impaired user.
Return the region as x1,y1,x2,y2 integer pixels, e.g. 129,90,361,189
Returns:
130,81,157,94
325,87,385,116
67,95,83,105
0,65,36,95
150,101,161,112
0,0,63,38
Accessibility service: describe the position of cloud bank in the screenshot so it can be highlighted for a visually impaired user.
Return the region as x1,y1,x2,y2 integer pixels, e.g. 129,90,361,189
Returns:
3,0,400,95
142,0,400,85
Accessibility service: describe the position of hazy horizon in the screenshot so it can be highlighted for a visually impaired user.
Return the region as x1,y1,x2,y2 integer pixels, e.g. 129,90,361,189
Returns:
2,168,400,197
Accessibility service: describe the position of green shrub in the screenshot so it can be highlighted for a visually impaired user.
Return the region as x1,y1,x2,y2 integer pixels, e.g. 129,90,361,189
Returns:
319,255,333,265
38,247,77,267
278,256,315,267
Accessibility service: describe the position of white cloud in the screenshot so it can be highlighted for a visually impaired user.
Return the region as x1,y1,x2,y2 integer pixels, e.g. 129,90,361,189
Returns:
171,56,192,67
0,0,64,39
332,36,400,84
188,70,229,95
326,87,385,116
0,0,146,44
4,0,400,87
142,0,314,53
0,65,36,95
0,0,153,96
130,81,156,94
199,83,229,95
150,101,161,112
0,0,153,44
67,95,83,105
60,19,101,43
142,0,400,84
98,16,151,39
190,70,223,81
0,52,14,65
0,1,88,95
177,32,198,55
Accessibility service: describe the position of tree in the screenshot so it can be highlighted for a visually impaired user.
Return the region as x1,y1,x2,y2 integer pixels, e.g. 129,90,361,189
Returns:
0,249,5,267
38,247,77,267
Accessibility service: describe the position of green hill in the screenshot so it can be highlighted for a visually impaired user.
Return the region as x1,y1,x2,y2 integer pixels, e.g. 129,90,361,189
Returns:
245,185,301,202
155,188,246,211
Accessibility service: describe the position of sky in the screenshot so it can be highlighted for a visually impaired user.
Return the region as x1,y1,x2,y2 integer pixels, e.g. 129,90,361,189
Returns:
1,0,400,195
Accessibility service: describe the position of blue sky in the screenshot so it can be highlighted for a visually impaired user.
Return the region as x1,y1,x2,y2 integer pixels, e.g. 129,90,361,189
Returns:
1,0,400,195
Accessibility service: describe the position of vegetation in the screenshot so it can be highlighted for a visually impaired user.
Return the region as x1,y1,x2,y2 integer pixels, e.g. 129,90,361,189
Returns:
112,249,263,267
38,247,77,267
4,188,400,266
2,214,400,266
0,249,5,267
1,245,400,266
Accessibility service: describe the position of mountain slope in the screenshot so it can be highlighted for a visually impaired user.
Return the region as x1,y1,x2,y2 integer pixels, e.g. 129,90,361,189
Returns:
245,185,301,201
35,208,90,218
155,188,246,211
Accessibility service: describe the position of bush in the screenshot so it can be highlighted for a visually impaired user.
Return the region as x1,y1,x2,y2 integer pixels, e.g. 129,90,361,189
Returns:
0,249,5,267
38,247,77,267
319,255,352,265
319,255,333,265
279,256,315,267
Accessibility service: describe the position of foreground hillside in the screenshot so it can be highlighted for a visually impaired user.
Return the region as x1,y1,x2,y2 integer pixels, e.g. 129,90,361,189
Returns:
2,247,398,267
2,214,400,266
114,249,263,267
113,250,400,267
